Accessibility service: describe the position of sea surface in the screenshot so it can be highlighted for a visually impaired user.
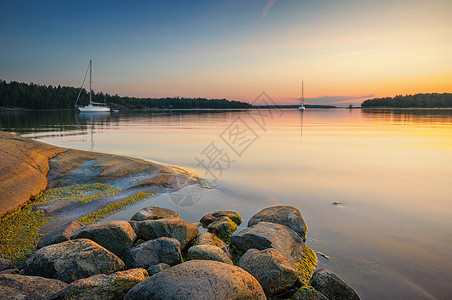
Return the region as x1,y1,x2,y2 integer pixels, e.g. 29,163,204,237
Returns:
1,108,452,299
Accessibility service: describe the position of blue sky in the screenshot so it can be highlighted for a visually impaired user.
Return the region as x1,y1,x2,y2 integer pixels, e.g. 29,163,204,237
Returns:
1,0,451,105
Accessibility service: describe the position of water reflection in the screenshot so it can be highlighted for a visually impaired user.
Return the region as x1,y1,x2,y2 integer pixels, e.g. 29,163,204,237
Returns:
76,112,110,150
362,108,452,125
1,108,452,299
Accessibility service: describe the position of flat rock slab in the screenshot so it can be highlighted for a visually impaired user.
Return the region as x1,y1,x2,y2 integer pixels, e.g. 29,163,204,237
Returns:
51,268,148,300
21,239,125,283
124,260,266,300
0,130,203,238
0,274,67,300
0,131,65,218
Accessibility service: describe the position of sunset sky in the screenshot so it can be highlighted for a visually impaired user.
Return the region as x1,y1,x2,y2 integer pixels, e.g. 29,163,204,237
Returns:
1,0,451,106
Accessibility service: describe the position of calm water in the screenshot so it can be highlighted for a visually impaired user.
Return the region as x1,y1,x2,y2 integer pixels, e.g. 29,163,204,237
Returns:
2,108,452,299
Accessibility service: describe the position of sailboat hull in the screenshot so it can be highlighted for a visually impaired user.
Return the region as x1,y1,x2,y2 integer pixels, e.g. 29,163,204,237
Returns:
78,105,110,112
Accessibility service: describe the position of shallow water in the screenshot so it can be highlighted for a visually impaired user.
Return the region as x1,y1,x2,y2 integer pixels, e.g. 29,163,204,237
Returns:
2,108,452,299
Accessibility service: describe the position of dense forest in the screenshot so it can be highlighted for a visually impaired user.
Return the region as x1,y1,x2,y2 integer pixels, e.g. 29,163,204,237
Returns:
361,93,452,108
0,80,252,109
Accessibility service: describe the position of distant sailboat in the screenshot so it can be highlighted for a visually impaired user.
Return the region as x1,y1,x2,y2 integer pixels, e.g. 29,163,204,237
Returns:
75,60,110,112
299,81,306,111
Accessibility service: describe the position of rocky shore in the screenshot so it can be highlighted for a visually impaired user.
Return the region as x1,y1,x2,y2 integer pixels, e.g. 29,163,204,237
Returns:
0,130,201,220
0,131,360,299
0,205,360,299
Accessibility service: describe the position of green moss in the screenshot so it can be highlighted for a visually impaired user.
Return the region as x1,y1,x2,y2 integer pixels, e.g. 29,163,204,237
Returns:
78,192,155,225
295,246,318,283
0,183,121,267
228,243,245,265
40,183,120,205
291,284,326,300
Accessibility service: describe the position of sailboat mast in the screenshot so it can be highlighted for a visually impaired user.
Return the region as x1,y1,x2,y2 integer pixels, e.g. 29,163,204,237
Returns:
302,80,304,105
89,59,92,105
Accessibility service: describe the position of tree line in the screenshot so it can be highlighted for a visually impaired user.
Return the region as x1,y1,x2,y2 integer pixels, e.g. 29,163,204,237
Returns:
361,93,452,108
0,80,252,109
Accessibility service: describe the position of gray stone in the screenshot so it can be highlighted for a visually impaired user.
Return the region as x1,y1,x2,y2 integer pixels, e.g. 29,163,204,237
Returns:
37,220,83,249
212,210,243,225
0,257,11,271
187,245,233,264
147,263,170,276
0,274,67,300
122,237,182,269
310,269,360,300
124,260,266,300
134,218,199,249
207,216,238,238
291,285,328,300
131,206,178,221
248,205,308,241
50,268,148,300
0,269,19,275
231,222,317,283
192,232,231,258
71,221,136,256
21,239,125,283
231,221,305,263
238,248,299,296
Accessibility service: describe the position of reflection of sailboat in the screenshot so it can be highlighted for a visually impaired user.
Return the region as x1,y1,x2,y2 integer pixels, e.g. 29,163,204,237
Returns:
298,81,306,111
76,112,109,150
299,108,304,140
75,60,110,112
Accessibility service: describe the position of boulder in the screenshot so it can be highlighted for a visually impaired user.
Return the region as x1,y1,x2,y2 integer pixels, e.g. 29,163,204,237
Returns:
37,220,83,249
122,237,182,269
133,218,198,249
71,221,136,256
187,245,233,265
0,257,11,271
124,260,266,300
21,239,125,283
147,263,170,276
51,268,148,300
212,210,243,225
310,269,360,300
231,222,316,282
192,232,230,258
291,285,328,300
0,274,67,300
0,269,19,275
231,221,305,263
248,205,308,241
207,216,238,238
131,206,178,221
199,213,216,226
238,248,299,296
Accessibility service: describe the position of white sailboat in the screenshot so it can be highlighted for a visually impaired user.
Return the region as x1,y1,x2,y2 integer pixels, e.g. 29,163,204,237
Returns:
299,80,306,111
75,60,110,112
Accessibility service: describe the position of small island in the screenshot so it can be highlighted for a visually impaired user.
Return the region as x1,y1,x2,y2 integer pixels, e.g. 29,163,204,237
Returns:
361,93,452,108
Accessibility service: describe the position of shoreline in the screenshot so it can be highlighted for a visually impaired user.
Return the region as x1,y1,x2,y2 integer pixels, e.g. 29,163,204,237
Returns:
0,130,204,265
